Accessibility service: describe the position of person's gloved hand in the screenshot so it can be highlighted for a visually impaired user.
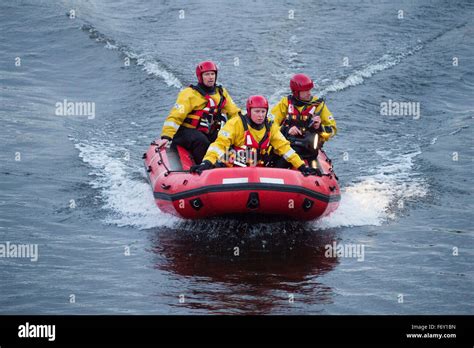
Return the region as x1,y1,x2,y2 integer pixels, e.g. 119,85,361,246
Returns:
298,164,322,177
190,160,213,175
288,126,303,136
156,137,170,148
311,115,321,129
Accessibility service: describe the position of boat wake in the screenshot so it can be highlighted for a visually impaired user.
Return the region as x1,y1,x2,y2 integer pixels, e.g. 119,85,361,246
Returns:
81,24,183,89
74,139,180,229
314,151,427,229
319,22,468,96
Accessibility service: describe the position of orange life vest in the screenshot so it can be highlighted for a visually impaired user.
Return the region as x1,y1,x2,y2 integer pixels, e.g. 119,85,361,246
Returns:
183,84,227,134
283,96,324,136
230,115,271,167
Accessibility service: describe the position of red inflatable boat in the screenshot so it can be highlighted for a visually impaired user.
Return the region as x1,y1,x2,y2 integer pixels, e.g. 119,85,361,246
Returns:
143,141,340,220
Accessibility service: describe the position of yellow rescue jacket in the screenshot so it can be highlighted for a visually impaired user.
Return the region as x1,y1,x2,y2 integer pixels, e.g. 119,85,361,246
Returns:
269,95,337,141
160,85,241,139
204,116,305,169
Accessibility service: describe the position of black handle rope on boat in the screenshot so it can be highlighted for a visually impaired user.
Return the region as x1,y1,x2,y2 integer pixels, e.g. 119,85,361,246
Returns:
152,141,190,175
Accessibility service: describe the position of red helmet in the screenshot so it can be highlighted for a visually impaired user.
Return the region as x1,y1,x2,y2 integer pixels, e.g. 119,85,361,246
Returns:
246,95,269,116
196,60,218,84
290,73,314,96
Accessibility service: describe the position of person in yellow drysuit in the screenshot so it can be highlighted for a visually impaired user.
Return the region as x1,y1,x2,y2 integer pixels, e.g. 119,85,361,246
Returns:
156,61,241,163
269,73,337,168
190,95,321,176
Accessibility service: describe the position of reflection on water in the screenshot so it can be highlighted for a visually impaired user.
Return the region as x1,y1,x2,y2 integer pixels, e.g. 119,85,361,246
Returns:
147,219,340,314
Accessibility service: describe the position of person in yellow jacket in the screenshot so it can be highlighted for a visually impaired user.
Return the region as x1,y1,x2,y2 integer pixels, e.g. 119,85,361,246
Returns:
156,61,241,163
190,95,321,176
269,73,337,168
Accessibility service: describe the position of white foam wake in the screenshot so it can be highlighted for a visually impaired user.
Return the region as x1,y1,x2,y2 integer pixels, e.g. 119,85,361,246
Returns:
320,45,423,95
314,151,428,229
128,52,183,89
82,24,183,89
74,140,180,229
